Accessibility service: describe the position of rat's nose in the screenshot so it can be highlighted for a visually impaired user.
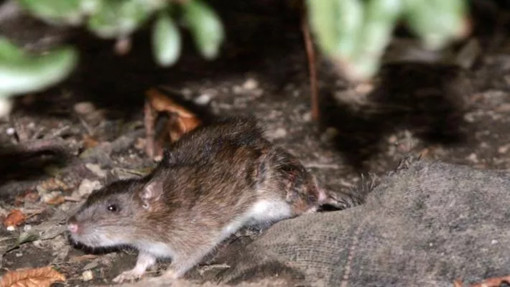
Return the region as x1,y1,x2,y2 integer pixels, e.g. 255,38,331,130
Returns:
68,223,79,234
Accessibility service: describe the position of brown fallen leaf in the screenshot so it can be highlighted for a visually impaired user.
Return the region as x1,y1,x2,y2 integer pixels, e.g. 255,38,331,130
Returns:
145,88,201,158
14,191,39,206
46,195,66,206
37,178,68,193
82,134,100,149
470,275,510,287
3,210,26,228
0,266,66,287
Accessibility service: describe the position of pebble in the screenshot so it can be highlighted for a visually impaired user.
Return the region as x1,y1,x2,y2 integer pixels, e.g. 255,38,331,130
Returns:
267,128,287,139
321,127,339,142
0,98,12,118
74,102,95,115
232,85,243,95
6,127,15,135
76,179,103,198
242,78,258,90
82,270,94,281
498,144,510,154
466,153,478,163
85,163,107,178
194,93,212,105
302,112,312,122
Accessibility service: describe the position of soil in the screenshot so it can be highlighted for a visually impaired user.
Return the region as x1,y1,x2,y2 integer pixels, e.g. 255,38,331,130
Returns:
1,0,510,286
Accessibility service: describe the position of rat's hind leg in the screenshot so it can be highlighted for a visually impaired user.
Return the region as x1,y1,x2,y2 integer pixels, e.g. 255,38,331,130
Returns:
161,247,214,279
113,251,156,283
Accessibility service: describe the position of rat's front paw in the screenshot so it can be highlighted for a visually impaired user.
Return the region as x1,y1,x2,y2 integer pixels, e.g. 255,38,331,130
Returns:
112,270,145,283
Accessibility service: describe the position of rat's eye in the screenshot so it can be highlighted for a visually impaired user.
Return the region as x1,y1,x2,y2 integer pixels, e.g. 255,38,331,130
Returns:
107,204,119,212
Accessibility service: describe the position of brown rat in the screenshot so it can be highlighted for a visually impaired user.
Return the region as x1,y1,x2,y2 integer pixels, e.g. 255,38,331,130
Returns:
68,118,356,283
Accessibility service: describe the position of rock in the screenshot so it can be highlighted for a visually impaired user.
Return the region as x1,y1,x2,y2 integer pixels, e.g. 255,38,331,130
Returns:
74,102,95,115
75,179,102,198
194,93,212,105
82,270,94,281
85,163,107,178
242,78,258,90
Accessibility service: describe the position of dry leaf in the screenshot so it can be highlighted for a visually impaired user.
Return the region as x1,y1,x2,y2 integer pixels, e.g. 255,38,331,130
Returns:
82,134,99,149
46,195,65,206
470,275,510,287
3,210,26,228
37,178,68,192
0,266,65,287
14,191,39,206
145,88,202,157
146,88,197,117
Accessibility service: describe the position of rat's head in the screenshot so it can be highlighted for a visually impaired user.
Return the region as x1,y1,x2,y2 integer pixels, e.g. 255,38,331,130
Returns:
67,178,165,248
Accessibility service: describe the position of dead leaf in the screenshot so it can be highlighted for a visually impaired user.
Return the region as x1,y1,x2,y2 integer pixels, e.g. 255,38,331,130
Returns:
14,191,39,206
3,210,26,228
145,88,202,157
470,275,510,287
46,195,65,206
82,134,99,149
453,279,463,287
37,178,68,193
0,266,66,287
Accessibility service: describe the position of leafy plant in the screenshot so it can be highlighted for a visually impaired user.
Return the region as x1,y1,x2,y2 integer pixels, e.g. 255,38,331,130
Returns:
306,0,469,81
0,0,225,116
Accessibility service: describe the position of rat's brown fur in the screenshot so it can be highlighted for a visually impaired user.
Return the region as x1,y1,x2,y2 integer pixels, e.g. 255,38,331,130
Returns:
68,118,338,282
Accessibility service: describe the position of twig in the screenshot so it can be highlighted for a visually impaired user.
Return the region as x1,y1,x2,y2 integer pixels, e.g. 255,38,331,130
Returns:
301,5,320,121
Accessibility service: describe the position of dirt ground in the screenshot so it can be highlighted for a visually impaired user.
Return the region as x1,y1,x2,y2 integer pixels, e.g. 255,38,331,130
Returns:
1,0,510,286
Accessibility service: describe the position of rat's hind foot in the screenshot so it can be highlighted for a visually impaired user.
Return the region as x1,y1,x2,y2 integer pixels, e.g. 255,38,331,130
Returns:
112,269,145,283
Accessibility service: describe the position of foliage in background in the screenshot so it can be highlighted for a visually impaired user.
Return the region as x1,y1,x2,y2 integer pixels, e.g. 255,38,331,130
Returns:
307,0,469,80
0,0,469,116
0,0,224,116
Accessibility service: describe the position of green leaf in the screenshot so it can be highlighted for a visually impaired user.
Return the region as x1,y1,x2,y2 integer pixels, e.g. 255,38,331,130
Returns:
182,0,224,59
307,0,363,58
87,0,153,38
0,38,78,96
350,0,402,79
17,0,97,25
152,12,181,67
403,0,468,49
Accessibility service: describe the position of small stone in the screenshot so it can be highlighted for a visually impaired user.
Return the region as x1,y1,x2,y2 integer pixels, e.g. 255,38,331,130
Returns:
76,179,102,198
85,163,107,178
491,239,498,245
194,93,212,105
466,153,478,163
0,98,12,118
82,270,94,281
388,135,398,144
267,128,287,139
242,78,258,90
74,102,95,115
302,112,312,122
232,85,243,95
41,191,62,203
6,226,15,231
354,83,374,95
181,88,192,97
321,127,339,142
6,127,15,135
498,144,510,154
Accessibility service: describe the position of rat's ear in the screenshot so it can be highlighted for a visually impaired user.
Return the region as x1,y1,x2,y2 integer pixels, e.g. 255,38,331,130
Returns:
140,181,163,209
